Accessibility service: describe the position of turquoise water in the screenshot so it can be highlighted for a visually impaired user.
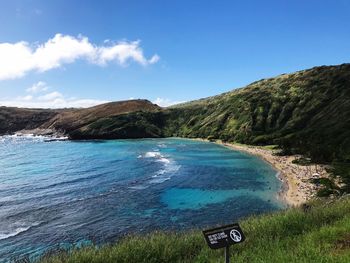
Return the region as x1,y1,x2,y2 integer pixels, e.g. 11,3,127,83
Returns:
0,136,284,262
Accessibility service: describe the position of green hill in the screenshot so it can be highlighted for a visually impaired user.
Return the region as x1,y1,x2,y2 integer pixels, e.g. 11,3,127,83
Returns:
0,99,162,138
39,197,350,263
1,64,349,163
56,64,350,164
43,99,163,139
162,64,350,163
2,64,350,262
0,107,58,135
62,64,350,193
1,63,350,192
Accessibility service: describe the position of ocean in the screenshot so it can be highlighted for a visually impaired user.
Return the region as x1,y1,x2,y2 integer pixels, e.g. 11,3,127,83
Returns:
0,136,284,262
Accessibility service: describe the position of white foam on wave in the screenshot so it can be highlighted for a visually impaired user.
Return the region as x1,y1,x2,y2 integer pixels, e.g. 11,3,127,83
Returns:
143,151,171,164
153,163,181,177
0,134,68,143
157,157,171,164
0,134,44,144
129,185,148,190
0,222,40,240
132,149,182,188
149,154,181,184
144,151,162,158
0,227,31,240
44,136,69,142
149,177,171,184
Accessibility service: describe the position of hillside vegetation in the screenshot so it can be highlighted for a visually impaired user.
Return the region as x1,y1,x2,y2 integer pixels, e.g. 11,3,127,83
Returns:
39,197,350,263
163,64,350,163
1,65,350,262
0,100,162,138
50,64,350,164
0,107,58,135
1,64,349,163
41,99,162,139
1,64,349,190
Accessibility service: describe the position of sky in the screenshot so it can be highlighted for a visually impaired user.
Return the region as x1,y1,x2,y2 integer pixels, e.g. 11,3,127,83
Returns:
0,0,349,108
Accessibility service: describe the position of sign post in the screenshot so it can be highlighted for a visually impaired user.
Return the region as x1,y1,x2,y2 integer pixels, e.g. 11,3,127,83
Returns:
225,246,229,263
203,223,245,263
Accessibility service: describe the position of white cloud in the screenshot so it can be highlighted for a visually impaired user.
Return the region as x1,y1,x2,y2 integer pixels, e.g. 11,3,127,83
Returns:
17,95,33,101
148,54,160,64
95,40,159,66
152,97,184,107
37,91,63,101
0,34,160,80
1,92,185,109
0,96,108,109
26,81,49,93
0,82,108,108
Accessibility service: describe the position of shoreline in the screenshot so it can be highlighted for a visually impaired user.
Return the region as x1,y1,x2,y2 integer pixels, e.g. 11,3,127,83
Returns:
194,138,330,207
3,133,329,207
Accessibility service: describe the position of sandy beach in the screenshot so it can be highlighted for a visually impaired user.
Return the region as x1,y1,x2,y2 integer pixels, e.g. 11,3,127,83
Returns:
193,138,330,207
218,141,331,206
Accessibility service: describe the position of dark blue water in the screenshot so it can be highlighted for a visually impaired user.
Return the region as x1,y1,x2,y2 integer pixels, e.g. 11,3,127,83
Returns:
0,136,284,262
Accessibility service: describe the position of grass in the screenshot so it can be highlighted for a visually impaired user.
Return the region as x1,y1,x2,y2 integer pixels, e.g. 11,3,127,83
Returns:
39,197,350,263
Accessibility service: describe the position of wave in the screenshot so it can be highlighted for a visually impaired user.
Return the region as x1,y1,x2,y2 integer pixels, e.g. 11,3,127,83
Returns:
144,151,162,158
143,151,171,164
133,150,181,188
149,162,181,184
0,222,41,240
157,157,170,164
128,185,148,190
153,162,180,177
149,176,171,184
44,137,69,142
0,134,68,143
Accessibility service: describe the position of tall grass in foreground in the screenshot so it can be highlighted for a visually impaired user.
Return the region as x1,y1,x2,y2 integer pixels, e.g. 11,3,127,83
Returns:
40,197,350,263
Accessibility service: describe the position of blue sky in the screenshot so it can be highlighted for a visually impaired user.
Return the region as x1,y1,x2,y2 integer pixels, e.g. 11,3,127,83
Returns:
0,0,349,107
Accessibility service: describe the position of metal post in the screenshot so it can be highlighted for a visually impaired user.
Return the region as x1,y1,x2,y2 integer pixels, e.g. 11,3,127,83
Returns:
225,246,230,263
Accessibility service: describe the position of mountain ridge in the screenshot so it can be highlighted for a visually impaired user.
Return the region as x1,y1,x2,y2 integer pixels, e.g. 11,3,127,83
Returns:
1,63,349,163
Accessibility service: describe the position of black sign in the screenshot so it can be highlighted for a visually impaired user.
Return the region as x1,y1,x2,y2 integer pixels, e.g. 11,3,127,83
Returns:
203,223,245,249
